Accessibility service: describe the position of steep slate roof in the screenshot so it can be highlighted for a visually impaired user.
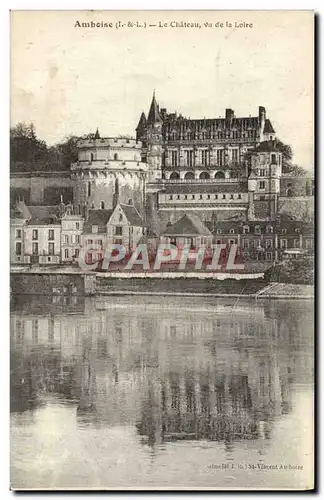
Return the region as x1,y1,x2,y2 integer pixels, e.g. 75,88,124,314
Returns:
163,214,212,236
164,182,248,194
119,203,144,227
14,200,32,219
263,119,276,134
28,206,59,220
83,209,113,234
147,93,162,124
136,112,147,131
255,140,279,153
162,115,261,134
13,203,60,225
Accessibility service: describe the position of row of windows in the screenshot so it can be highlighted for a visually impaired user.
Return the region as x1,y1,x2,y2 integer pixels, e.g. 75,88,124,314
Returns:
89,152,123,162
63,248,80,259
240,225,301,234
62,222,80,231
63,234,80,244
170,150,228,167
167,171,227,180
167,193,243,201
167,130,257,141
29,242,56,256
30,229,56,241
20,227,81,241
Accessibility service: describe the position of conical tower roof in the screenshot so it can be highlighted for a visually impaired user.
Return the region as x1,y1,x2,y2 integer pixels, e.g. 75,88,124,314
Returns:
136,112,147,131
147,92,162,124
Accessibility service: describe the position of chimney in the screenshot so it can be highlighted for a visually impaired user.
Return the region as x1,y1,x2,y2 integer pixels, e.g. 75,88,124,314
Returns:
112,178,120,209
225,109,234,121
259,106,266,123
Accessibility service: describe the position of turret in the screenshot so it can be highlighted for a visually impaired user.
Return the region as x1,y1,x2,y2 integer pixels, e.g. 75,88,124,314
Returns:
146,92,163,177
147,91,162,125
136,112,147,143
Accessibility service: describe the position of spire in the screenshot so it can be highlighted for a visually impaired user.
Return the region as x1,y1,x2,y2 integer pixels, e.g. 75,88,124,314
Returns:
94,127,100,139
136,111,147,131
147,91,162,124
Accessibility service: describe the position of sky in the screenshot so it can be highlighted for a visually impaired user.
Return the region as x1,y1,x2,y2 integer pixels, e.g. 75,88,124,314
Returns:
11,10,313,169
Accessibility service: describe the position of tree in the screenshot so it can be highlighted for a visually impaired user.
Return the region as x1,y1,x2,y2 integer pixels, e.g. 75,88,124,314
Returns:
273,138,293,169
274,138,308,176
49,135,79,169
10,122,50,172
10,123,78,172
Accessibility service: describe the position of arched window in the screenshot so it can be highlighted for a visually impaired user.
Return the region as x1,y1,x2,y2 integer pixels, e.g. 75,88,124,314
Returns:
199,171,210,180
215,171,225,179
170,171,180,180
266,225,273,233
114,153,118,161
184,171,195,180
286,188,293,197
100,201,105,209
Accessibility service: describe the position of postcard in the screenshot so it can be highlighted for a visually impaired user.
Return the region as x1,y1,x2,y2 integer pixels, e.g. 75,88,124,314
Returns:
10,10,314,490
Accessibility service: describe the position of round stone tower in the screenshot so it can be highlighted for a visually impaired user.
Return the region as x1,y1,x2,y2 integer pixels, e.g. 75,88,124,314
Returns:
71,130,148,215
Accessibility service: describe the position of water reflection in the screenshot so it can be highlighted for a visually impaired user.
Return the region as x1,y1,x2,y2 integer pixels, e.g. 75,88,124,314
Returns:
10,295,313,488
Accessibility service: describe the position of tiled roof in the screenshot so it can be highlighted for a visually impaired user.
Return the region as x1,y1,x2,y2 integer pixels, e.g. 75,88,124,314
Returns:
119,203,144,227
147,94,162,124
28,206,59,220
136,112,147,131
255,140,279,153
162,214,212,236
83,209,113,233
26,218,60,226
263,119,275,134
164,182,248,194
15,201,32,219
163,116,260,131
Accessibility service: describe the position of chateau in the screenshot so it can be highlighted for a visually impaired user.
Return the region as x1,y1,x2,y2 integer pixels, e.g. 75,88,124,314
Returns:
10,92,314,267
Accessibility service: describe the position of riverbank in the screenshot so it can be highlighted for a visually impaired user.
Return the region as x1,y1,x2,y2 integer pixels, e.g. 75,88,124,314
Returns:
96,283,314,300
10,267,314,299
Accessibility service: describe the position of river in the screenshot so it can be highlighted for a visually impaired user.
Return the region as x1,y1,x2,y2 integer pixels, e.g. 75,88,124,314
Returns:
10,294,314,490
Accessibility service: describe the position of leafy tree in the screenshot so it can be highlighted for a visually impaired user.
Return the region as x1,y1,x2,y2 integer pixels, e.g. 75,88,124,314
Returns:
50,135,79,169
10,122,49,170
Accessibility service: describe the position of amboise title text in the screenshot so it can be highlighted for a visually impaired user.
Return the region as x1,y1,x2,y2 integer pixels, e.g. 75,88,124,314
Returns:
74,20,254,30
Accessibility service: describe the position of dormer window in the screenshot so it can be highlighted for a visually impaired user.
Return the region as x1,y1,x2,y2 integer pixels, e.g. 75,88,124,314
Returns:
281,228,287,234
266,225,273,233
271,153,277,164
295,228,300,233
243,225,249,234
217,229,222,234
229,229,235,234
255,225,261,234
92,225,98,234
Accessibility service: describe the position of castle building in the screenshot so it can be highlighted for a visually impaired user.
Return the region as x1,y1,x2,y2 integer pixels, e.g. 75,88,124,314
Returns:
71,130,148,215
136,94,285,226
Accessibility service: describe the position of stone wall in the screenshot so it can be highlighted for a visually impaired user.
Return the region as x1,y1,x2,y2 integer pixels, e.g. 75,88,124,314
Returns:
10,273,85,295
73,172,146,214
10,174,74,205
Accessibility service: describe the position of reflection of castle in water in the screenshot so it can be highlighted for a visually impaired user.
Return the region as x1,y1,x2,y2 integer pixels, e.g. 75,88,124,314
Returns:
10,296,313,446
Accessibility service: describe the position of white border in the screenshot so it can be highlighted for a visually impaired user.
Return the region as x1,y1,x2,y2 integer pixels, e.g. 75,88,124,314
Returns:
2,2,320,499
